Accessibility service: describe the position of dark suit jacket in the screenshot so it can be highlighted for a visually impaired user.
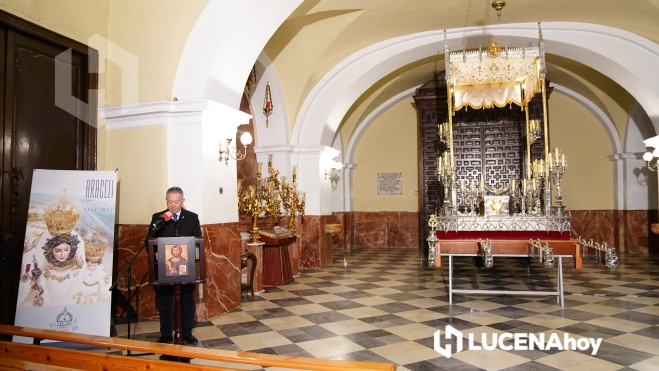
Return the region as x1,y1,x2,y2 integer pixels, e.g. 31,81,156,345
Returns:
149,208,202,294
149,208,202,239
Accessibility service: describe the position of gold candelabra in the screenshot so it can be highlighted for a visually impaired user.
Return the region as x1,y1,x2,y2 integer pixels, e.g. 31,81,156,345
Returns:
280,166,306,235
237,155,306,243
238,156,282,243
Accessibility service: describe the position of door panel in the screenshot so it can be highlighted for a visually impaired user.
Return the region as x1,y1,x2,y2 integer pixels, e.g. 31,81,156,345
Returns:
0,28,96,327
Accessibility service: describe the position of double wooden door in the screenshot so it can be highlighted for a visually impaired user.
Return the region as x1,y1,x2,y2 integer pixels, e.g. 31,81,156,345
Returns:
0,13,97,326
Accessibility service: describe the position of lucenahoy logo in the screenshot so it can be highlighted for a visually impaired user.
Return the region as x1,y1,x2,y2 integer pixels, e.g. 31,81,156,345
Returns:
433,325,602,358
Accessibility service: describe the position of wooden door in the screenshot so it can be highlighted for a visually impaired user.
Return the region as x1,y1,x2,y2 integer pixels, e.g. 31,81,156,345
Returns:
0,19,96,327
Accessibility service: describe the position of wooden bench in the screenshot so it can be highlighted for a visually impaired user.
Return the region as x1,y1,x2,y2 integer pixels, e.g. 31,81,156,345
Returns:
0,325,397,371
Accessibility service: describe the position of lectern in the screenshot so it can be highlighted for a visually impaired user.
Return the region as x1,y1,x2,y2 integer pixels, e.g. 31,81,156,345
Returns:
148,237,205,345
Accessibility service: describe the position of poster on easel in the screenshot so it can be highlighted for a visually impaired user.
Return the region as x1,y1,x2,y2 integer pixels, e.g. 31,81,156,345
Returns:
14,169,117,343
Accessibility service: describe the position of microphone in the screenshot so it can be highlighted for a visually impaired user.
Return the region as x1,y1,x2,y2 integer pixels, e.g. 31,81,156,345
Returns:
151,211,174,229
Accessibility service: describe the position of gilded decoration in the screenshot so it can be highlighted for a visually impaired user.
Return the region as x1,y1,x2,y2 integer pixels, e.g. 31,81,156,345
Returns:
43,189,82,236
83,230,108,262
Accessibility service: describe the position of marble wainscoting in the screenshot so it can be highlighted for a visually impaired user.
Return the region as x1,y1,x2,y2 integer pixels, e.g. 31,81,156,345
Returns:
297,215,334,270
114,223,242,321
570,210,657,254
330,212,418,249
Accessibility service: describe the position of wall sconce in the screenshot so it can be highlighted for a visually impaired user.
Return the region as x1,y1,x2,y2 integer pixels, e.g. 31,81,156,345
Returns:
263,82,273,127
643,148,659,171
325,161,343,190
219,132,253,164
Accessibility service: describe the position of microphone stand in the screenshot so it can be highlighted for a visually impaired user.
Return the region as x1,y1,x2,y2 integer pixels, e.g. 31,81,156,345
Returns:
109,220,164,356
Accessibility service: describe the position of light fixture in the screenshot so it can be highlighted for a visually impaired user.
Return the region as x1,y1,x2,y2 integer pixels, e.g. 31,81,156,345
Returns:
643,148,659,171
219,132,253,164
263,82,273,127
325,161,343,190
491,0,506,20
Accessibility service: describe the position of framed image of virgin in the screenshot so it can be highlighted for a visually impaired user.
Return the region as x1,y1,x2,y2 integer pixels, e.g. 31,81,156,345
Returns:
157,237,196,284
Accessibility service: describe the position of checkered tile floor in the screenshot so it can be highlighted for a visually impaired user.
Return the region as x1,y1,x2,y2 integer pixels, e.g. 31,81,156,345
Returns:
113,248,659,370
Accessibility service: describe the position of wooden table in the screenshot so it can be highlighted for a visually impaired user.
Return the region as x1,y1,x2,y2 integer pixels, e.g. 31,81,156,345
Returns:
260,235,296,286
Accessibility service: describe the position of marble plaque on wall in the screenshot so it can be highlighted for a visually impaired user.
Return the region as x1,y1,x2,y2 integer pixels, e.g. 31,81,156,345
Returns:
377,173,402,195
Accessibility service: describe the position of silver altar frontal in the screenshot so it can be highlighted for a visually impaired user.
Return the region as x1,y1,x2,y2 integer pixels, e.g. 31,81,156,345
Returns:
435,212,571,233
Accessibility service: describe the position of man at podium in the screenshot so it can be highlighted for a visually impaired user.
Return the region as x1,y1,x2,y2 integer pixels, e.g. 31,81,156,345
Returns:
149,186,202,345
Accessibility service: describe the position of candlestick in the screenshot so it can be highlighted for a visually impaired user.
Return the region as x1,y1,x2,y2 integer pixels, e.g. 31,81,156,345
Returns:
480,178,484,191
548,152,553,166
532,178,536,190
554,147,559,158
523,178,527,190
561,154,566,167
471,179,475,191
460,179,465,192
511,179,515,191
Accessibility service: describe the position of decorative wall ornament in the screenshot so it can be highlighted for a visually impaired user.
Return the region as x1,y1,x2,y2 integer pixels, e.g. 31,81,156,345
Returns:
263,82,273,127
245,65,256,98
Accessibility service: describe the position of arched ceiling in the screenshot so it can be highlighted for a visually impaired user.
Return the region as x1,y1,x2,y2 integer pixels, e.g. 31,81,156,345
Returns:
262,0,659,149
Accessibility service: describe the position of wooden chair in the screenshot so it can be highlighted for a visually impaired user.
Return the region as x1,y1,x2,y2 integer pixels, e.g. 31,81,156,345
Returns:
240,252,257,300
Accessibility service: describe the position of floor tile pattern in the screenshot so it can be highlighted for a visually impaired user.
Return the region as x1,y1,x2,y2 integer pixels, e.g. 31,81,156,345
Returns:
114,248,659,371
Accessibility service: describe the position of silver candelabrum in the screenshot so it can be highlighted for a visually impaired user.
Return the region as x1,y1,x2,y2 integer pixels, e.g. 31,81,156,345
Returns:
457,181,481,215
548,148,568,211
519,178,542,215
437,153,454,209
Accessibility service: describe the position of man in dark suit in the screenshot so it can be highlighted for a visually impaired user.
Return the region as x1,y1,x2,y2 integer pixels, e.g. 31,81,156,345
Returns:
149,186,202,345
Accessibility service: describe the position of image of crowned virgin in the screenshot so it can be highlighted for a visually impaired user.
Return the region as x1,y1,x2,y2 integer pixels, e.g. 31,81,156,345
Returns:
17,188,110,307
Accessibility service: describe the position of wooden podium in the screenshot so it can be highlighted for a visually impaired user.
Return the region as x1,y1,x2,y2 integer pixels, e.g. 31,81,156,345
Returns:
147,237,205,346
260,235,296,286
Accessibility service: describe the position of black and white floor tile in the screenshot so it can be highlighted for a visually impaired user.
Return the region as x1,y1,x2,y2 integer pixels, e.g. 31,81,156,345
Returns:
113,248,659,371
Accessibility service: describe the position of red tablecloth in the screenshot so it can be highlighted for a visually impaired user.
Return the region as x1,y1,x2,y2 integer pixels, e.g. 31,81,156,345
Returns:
436,230,571,240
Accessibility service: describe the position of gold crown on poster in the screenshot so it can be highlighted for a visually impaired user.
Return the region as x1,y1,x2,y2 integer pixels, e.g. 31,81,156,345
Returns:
84,229,107,261
43,188,82,236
